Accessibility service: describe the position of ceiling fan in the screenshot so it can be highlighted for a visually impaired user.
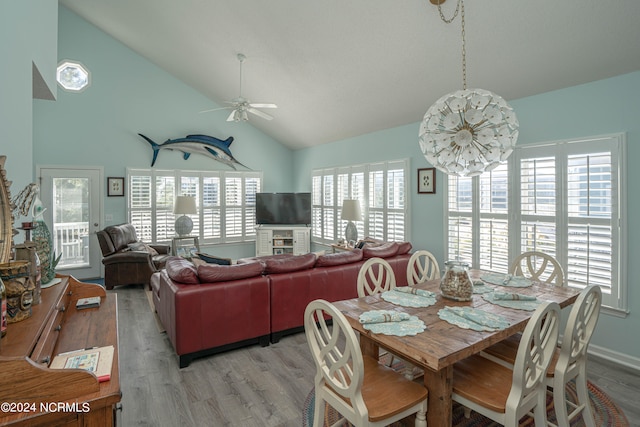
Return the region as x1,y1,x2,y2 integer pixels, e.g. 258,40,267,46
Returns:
200,53,277,122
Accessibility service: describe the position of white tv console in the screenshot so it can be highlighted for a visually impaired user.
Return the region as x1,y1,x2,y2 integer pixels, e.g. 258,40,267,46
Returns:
255,225,311,256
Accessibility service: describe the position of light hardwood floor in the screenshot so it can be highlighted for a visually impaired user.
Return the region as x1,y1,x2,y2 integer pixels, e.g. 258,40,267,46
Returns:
113,284,640,426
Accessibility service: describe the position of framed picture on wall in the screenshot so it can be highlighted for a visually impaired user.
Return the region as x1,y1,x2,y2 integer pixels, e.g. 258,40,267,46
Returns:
107,177,125,197
417,168,435,194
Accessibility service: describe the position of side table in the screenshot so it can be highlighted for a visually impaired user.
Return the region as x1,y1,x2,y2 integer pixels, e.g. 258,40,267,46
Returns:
171,236,200,258
331,243,354,253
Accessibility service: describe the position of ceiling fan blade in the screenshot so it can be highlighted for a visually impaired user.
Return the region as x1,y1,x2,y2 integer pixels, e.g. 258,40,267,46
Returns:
247,107,274,121
226,110,237,121
248,103,277,109
199,106,231,114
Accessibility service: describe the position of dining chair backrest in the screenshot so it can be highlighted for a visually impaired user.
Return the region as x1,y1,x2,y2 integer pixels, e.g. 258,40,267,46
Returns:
304,299,428,427
304,299,364,419
452,301,561,426
357,257,396,297
510,251,565,287
510,300,561,413
550,285,602,427
406,250,440,286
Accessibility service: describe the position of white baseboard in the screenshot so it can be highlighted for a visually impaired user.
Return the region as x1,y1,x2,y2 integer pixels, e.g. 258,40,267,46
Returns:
588,343,640,372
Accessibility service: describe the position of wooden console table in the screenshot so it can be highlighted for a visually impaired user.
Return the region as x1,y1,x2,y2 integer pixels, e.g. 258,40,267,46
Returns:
0,275,121,426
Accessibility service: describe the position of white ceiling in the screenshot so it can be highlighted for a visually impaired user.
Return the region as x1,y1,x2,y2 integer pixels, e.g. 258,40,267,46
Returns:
59,0,640,150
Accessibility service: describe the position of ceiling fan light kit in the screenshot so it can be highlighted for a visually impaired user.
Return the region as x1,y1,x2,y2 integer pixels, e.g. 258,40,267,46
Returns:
419,0,519,177
200,53,277,122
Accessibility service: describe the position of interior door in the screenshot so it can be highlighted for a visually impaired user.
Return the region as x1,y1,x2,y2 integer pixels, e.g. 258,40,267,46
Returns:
38,166,103,279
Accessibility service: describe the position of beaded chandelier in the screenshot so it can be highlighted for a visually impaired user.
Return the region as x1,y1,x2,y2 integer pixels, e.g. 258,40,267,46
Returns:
419,0,519,177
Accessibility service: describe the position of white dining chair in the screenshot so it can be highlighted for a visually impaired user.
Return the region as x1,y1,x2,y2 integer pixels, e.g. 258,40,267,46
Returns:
304,299,428,427
452,301,561,427
406,250,440,286
547,285,602,427
357,257,396,297
510,251,565,287
357,258,422,379
483,251,565,364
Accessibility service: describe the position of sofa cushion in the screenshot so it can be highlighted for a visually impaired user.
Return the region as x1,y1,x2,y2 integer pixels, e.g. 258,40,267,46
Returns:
197,261,264,283
362,242,399,259
105,223,139,252
165,257,200,284
315,249,363,267
396,241,412,255
263,253,317,274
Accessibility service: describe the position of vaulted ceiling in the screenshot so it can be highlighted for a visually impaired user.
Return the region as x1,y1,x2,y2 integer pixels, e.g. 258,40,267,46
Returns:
60,0,640,150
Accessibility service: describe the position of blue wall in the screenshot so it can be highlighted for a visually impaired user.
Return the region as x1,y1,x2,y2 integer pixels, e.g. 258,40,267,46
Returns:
294,71,640,365
33,6,294,223
0,0,57,217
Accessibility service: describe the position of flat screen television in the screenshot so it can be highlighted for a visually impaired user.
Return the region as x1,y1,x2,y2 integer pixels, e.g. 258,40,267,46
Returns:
255,192,311,225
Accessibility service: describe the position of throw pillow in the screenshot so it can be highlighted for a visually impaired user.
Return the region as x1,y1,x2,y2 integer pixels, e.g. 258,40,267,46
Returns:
196,252,232,265
197,261,264,283
127,242,159,256
263,252,317,274
362,242,399,259
165,257,199,284
315,249,363,267
396,241,413,255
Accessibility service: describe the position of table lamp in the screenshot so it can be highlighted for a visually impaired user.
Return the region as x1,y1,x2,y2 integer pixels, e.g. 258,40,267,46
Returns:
341,199,362,245
173,196,197,236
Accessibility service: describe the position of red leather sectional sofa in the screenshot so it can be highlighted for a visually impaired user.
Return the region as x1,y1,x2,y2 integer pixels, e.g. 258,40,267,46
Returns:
151,241,412,367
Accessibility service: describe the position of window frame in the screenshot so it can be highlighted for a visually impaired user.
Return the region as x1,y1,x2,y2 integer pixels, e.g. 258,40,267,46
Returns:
127,168,262,245
312,159,409,246
444,133,627,315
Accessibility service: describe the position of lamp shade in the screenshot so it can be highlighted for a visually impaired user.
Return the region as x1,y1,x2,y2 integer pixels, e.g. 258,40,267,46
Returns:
173,196,197,215
174,196,197,236
341,200,362,222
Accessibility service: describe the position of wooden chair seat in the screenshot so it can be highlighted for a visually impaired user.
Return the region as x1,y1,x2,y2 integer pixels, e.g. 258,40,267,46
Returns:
305,299,428,427
453,354,513,413
359,356,428,422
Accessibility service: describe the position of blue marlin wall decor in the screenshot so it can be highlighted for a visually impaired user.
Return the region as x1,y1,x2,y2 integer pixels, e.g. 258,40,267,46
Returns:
138,133,249,170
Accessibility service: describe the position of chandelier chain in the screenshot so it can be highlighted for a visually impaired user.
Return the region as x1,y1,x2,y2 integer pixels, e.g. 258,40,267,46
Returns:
461,0,466,90
436,0,467,90
436,0,460,23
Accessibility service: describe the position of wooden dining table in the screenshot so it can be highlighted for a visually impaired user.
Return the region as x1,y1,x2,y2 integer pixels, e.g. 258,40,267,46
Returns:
332,270,581,427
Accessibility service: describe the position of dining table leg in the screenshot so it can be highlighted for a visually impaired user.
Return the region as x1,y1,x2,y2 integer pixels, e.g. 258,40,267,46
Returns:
423,365,453,426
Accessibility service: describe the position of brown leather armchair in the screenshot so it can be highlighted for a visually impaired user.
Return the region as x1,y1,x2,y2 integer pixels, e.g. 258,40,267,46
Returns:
96,223,171,290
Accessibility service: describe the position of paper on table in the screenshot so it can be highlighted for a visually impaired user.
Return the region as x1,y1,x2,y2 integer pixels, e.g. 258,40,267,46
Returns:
360,310,427,336
493,291,536,301
382,290,436,308
359,310,410,324
482,292,541,311
393,287,436,298
480,273,533,288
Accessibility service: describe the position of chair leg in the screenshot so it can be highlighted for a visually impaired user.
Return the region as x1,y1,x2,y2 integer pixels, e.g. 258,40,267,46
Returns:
553,381,570,427
313,391,325,427
533,390,548,427
576,374,596,427
463,407,471,418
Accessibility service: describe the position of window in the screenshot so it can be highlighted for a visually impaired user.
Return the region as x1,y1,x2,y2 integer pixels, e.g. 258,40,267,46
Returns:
312,159,408,245
56,60,90,92
445,134,626,313
128,168,262,244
